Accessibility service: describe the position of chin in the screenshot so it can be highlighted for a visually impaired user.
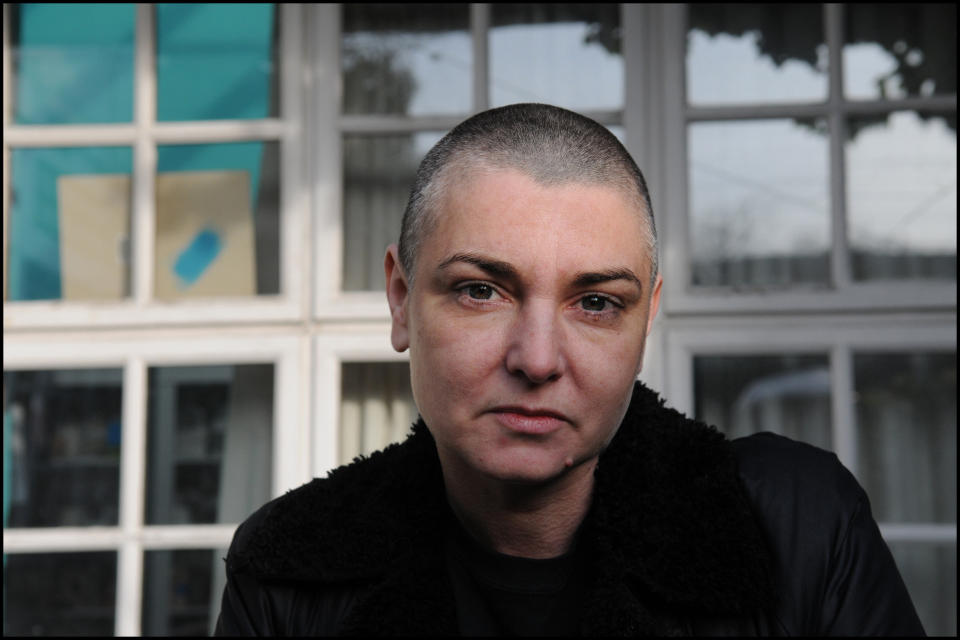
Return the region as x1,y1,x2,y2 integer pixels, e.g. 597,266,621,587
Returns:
477,450,584,486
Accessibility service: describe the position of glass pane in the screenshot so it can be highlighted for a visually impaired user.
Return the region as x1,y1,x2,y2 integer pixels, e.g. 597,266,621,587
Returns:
155,142,280,298
342,132,442,291
3,551,117,636
607,124,625,144
688,119,830,288
8,147,133,302
156,4,278,121
844,4,956,100
686,4,827,106
490,4,623,111
854,352,956,523
10,3,134,124
145,365,273,525
846,111,957,281
886,541,956,637
342,4,471,116
3,369,122,528
693,354,832,450
340,362,417,464
142,548,228,636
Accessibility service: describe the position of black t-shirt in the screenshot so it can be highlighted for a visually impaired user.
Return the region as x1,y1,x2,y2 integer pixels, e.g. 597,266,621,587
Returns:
443,509,587,636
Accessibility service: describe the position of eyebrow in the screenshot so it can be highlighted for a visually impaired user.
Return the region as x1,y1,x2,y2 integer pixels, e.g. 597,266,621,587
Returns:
573,269,644,296
437,252,644,296
438,253,519,281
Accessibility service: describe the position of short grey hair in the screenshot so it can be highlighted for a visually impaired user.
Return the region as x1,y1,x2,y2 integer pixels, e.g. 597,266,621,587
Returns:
398,103,658,289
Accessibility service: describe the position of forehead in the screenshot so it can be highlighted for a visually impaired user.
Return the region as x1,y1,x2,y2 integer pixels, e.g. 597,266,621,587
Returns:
423,167,651,278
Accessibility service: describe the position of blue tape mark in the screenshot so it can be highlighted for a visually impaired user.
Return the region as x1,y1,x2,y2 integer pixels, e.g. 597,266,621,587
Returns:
173,227,222,288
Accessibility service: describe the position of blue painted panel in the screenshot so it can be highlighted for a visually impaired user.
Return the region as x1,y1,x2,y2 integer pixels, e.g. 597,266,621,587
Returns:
15,3,135,124
9,4,275,301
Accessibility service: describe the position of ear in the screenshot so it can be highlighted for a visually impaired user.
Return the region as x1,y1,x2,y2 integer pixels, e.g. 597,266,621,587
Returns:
384,244,410,352
645,273,663,338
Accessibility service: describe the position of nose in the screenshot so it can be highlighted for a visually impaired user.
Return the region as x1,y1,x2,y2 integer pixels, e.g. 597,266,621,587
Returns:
504,300,566,385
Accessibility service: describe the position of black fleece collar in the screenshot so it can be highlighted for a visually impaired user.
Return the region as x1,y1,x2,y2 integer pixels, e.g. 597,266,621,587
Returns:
229,382,774,635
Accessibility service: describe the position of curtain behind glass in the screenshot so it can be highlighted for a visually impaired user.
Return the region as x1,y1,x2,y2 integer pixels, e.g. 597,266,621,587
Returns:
340,362,417,463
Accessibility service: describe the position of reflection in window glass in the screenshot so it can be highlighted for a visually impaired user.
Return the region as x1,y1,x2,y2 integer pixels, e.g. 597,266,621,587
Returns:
844,4,957,101
854,352,956,524
693,354,832,450
8,147,133,302
156,4,278,121
145,365,273,525
490,4,623,111
846,111,956,281
156,142,280,298
3,551,117,636
886,541,956,637
340,362,417,464
607,125,625,145
11,3,135,124
143,548,228,636
688,119,830,288
342,4,471,116
686,4,827,106
342,133,443,291
3,369,122,528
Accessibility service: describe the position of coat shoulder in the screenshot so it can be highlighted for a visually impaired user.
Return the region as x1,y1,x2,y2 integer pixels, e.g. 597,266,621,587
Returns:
226,421,445,583
731,431,865,517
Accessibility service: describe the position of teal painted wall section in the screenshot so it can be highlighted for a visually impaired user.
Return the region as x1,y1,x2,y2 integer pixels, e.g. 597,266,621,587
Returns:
15,3,135,125
9,4,274,301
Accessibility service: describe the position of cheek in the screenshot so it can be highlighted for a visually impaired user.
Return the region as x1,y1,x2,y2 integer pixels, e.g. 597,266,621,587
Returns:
571,323,647,378
568,330,646,413
409,311,505,411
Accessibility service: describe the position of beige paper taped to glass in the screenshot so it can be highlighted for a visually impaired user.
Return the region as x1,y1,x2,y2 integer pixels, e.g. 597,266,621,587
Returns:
57,170,256,301
57,174,131,300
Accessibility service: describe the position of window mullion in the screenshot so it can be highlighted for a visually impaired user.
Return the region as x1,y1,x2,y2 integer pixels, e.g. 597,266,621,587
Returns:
685,103,831,121
311,3,342,316
152,119,287,143
826,3,851,291
471,3,490,112
280,4,305,314
660,3,690,314
133,4,157,307
879,523,958,543
830,344,857,477
116,356,147,635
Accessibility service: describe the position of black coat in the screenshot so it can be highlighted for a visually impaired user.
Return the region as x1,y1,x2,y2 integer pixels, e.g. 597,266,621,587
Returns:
215,382,924,636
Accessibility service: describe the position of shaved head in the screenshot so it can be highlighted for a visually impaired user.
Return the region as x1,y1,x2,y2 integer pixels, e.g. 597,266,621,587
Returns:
398,103,658,288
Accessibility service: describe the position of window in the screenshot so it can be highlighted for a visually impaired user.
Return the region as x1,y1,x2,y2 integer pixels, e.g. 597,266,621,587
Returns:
3,336,303,636
4,4,955,637
4,3,305,328
3,7,308,635
673,322,956,636
661,7,957,634
664,3,955,312
313,3,626,319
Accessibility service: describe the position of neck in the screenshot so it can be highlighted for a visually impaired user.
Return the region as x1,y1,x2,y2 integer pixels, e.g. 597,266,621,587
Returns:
441,457,597,559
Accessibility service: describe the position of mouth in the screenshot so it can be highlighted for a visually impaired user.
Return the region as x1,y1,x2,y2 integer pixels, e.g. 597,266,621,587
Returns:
488,406,571,435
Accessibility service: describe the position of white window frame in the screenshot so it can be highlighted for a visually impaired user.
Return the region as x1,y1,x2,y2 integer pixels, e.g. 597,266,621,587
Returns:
313,324,406,477
4,1,955,634
2,331,309,636
663,313,957,542
656,3,957,317
311,3,629,323
2,4,309,330
652,3,957,563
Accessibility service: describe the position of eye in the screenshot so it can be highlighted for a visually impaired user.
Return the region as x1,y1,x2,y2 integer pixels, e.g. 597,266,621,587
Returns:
580,294,611,312
462,283,495,300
